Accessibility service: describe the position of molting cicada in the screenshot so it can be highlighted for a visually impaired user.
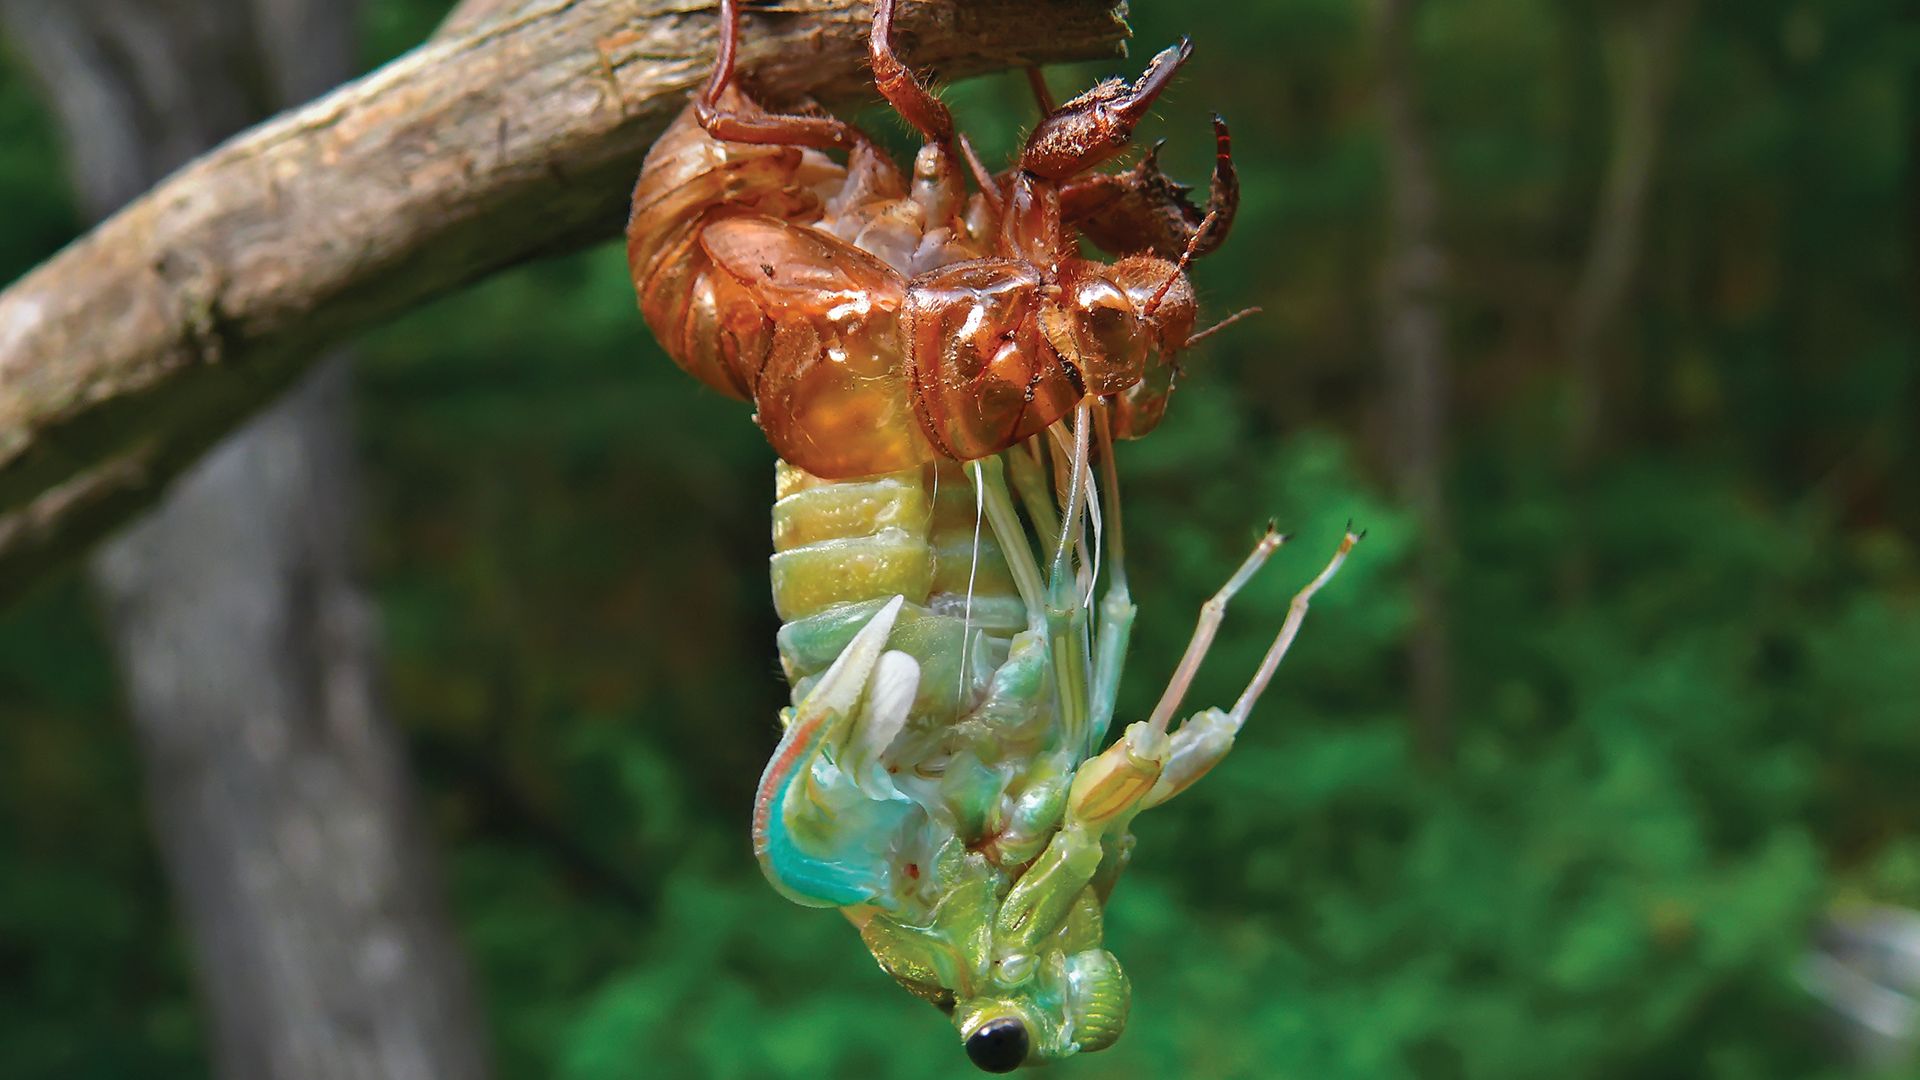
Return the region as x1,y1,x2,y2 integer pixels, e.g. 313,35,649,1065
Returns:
626,1,1359,1069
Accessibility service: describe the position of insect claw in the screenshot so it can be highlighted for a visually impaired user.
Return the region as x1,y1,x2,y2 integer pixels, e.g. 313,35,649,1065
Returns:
1112,38,1193,126
1020,37,1192,180
1202,114,1238,245
1061,113,1237,265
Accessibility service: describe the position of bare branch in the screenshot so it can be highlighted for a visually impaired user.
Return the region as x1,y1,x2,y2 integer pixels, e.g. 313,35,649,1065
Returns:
0,0,1130,603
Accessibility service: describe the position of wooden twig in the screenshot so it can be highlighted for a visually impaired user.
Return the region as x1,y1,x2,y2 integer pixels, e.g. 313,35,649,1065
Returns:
0,0,1130,603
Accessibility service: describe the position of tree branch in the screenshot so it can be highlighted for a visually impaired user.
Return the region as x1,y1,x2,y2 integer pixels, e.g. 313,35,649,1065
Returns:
0,0,1130,604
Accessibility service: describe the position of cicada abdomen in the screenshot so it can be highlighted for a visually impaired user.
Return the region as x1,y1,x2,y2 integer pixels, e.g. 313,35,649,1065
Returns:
627,0,1359,1070
771,460,1025,711
759,460,1029,903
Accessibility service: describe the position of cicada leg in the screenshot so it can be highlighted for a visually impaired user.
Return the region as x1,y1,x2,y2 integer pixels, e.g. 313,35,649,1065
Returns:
752,595,923,908
993,719,1172,956
1025,67,1056,118
696,0,863,152
870,0,1002,207
1001,523,1287,920
1018,38,1192,181
987,406,1175,944
1085,404,1137,755
1139,526,1363,809
1059,115,1241,263
1142,525,1291,734
1041,407,1098,756
869,0,953,152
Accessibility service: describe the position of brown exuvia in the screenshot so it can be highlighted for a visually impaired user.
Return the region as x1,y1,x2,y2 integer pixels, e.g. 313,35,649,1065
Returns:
626,0,1238,480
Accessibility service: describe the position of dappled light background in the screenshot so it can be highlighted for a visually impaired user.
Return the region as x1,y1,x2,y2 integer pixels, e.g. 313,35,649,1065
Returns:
2,1,1916,1077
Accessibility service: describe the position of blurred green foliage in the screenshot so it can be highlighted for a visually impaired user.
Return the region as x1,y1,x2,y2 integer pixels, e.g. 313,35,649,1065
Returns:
2,1,1918,1077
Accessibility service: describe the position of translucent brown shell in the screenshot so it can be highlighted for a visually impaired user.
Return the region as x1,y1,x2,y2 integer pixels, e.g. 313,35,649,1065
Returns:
626,6,1236,479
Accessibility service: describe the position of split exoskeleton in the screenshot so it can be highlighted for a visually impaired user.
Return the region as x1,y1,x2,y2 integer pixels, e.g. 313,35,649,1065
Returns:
626,1,1359,1070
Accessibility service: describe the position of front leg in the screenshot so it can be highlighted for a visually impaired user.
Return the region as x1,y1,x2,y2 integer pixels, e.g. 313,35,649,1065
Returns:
993,720,1171,953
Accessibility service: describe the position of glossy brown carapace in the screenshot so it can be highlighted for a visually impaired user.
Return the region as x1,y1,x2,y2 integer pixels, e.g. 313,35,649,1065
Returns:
627,0,1238,479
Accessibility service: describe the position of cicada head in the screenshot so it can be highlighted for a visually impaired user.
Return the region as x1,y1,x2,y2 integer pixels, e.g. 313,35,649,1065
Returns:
858,847,1132,1071
1040,260,1149,398
1026,253,1195,442
950,947,1131,1071
1101,254,1199,441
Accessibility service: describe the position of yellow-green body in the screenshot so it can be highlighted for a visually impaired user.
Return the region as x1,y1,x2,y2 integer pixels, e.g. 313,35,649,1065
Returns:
755,455,1135,1062
751,447,1358,1069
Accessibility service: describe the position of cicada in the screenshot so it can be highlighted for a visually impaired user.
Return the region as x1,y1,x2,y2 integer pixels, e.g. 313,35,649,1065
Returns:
626,1,1358,1069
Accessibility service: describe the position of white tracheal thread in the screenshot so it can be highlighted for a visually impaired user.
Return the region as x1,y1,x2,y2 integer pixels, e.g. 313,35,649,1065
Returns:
960,460,986,706
1078,443,1104,759
1053,415,1105,613
1082,449,1104,612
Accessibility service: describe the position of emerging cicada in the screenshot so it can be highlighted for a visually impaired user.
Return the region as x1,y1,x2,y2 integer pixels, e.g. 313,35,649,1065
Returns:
627,1,1359,1070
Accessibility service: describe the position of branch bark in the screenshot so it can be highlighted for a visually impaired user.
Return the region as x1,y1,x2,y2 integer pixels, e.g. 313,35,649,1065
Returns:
1375,0,1452,761
0,0,1130,605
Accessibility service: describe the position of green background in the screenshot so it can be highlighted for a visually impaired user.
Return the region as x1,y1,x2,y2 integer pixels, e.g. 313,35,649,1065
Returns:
3,1,1918,1077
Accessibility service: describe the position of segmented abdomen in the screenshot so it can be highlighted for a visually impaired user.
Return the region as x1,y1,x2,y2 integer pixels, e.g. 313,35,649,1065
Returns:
771,460,1024,728
626,89,845,400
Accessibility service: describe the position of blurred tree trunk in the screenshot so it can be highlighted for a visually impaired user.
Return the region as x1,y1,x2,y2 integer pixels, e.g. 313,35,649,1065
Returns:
1906,74,1920,536
1375,0,1451,761
1553,0,1611,259
0,2,490,1078
1564,0,1695,501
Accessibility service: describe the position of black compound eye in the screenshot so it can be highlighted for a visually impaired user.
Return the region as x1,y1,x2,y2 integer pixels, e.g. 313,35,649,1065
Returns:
965,1017,1030,1073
